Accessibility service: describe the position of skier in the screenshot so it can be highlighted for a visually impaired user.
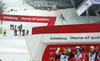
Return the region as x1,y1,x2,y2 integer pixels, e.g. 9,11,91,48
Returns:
19,28,21,35
3,29,6,36
54,48,74,61
62,16,65,21
1,21,3,24
26,30,29,35
0,27,2,34
60,14,63,18
20,24,22,29
12,24,14,30
14,29,17,36
60,14,65,21
87,46,100,61
22,29,25,36
82,46,86,61
10,24,12,30
74,46,82,61
15,25,17,29
18,24,22,30
18,24,22,35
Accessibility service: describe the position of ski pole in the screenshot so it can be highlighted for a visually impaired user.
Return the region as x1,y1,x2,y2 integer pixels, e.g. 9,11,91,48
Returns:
95,49,99,61
53,47,60,61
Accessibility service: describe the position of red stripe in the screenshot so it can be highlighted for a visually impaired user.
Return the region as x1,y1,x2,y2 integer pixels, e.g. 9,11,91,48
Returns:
32,23,100,35
0,14,56,26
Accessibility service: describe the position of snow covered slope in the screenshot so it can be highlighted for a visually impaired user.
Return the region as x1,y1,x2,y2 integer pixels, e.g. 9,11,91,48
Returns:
58,9,100,24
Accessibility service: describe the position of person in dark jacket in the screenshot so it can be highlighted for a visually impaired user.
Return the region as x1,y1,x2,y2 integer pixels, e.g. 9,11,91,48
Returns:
54,48,74,61
3,29,7,36
19,28,21,35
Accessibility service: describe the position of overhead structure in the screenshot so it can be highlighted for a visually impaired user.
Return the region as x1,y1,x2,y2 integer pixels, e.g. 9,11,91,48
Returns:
71,0,100,17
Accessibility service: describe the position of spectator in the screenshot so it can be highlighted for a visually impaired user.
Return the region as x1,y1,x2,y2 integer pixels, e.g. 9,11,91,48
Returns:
10,24,12,30
1,21,3,24
19,28,21,35
15,25,17,29
3,29,6,36
26,30,29,35
14,29,17,36
18,24,22,35
22,29,25,36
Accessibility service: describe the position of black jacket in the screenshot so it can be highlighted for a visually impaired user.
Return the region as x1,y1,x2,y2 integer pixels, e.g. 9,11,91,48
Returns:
55,52,74,60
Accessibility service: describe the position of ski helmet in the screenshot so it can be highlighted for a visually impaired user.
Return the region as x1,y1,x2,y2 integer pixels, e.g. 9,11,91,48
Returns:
90,46,94,49
75,46,80,49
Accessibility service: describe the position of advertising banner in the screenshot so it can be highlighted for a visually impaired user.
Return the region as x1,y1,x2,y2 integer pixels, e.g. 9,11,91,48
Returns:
42,44,100,61
0,14,56,26
32,23,100,35
76,0,92,16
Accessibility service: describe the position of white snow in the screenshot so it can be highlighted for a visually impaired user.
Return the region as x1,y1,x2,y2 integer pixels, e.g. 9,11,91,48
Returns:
58,9,100,24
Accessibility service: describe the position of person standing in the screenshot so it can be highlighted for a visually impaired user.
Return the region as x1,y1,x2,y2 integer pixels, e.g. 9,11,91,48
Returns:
3,29,6,36
10,24,12,30
14,29,17,36
18,24,22,35
87,46,100,61
1,21,3,24
22,29,25,36
26,30,29,35
74,46,82,61
20,24,22,29
19,28,21,35
12,24,14,30
0,27,2,34
54,48,74,61
15,25,17,29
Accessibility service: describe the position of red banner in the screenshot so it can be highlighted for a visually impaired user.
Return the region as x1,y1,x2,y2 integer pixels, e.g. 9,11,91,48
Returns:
0,14,56,26
42,44,100,61
32,23,100,34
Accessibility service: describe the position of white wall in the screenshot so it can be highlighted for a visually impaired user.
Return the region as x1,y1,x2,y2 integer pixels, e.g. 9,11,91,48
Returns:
25,35,45,61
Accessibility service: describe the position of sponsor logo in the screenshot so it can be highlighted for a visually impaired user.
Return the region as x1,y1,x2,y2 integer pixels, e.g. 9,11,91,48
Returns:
37,18,49,21
32,18,36,20
50,37,67,40
50,47,56,50
21,17,50,21
3,16,18,20
21,17,31,20
49,52,54,55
